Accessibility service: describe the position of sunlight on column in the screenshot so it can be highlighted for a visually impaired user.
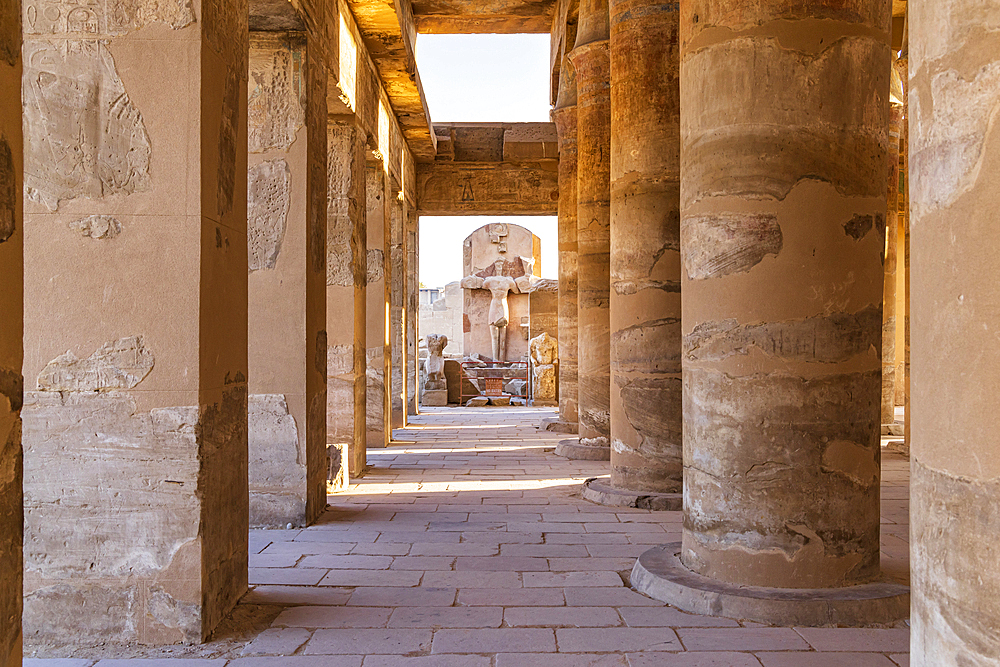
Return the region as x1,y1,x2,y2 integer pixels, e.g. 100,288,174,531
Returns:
338,10,357,110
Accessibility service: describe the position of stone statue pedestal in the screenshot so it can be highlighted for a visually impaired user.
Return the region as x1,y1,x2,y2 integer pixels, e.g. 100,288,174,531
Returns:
422,389,448,406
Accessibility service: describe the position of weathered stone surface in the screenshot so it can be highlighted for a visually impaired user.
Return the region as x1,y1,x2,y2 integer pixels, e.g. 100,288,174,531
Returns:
22,0,194,35
682,213,782,280
248,37,305,153
248,394,305,527
36,336,153,392
367,248,384,285
412,0,555,33
23,40,151,211
553,75,579,426
910,0,1000,661
22,391,203,643
0,138,13,243
416,162,558,216
678,0,889,598
423,333,447,391
248,158,291,271
69,214,121,239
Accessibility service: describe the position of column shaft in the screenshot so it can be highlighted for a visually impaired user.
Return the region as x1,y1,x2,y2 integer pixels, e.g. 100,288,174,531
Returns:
366,164,389,448
553,63,580,427
608,0,682,494
247,33,328,527
22,0,249,642
680,0,890,589
881,101,902,426
570,0,612,448
406,206,419,416
910,1,1000,663
0,3,22,663
327,121,368,477
389,191,405,430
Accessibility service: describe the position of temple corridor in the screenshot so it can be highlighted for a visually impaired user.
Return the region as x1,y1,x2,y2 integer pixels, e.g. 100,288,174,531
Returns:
26,408,911,665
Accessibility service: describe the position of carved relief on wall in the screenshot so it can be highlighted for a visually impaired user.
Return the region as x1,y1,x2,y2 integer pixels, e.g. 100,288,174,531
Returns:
247,158,290,271
248,41,305,154
23,0,194,36
23,41,151,211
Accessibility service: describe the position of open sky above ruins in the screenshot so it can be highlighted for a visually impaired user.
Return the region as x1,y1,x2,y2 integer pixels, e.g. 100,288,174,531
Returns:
415,34,557,289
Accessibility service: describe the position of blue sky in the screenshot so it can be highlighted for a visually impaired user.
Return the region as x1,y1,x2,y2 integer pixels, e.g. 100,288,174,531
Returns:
415,34,557,287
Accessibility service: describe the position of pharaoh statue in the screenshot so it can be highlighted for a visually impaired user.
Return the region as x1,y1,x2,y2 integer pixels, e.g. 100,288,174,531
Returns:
462,259,535,361
424,334,448,390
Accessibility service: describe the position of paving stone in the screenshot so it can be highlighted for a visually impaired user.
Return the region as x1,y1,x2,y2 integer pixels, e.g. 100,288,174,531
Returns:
756,653,899,667
241,628,312,655
523,571,624,587
422,570,522,588
557,627,680,652
503,606,622,627
249,567,327,586
243,585,352,606
347,587,457,607
496,655,628,667
625,653,762,666
457,587,566,606
564,587,663,607
432,628,557,653
361,657,491,667
272,606,393,628
299,555,393,569
794,628,911,653
677,628,811,652
24,661,95,667
319,570,422,587
618,606,740,628
92,662,227,666
302,629,432,655
249,553,302,568
230,659,362,667
389,556,456,570
388,606,503,628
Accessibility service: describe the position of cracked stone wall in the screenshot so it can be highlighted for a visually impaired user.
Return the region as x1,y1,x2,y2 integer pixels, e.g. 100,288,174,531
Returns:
608,0,682,494
366,164,389,448
679,0,889,589
247,33,327,527
327,121,367,477
0,4,22,664
21,0,249,644
910,1,1000,664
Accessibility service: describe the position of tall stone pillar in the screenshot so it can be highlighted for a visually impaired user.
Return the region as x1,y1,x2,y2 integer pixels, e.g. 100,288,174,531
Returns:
406,206,419,416
632,0,907,625
247,33,328,527
550,57,580,432
327,121,368,479
881,97,902,428
0,4,22,664
557,0,612,460
389,191,405,430
21,0,249,643
910,2,1000,663
366,164,389,448
588,0,681,509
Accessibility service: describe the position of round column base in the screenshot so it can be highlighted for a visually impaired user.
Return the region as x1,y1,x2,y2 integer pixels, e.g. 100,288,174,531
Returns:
554,438,610,460
541,418,579,434
582,477,682,511
632,543,910,627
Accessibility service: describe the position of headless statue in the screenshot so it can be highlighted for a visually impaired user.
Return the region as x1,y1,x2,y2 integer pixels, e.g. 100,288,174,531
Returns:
461,259,534,361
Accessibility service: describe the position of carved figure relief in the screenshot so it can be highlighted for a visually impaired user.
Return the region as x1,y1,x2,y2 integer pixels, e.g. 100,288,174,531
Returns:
247,158,290,271
461,259,535,362
248,43,305,154
37,335,154,391
70,214,122,239
23,41,151,211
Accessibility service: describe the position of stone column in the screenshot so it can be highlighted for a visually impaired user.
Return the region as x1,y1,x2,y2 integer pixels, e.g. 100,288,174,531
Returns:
593,0,681,508
327,120,368,479
366,163,389,448
21,0,249,643
406,206,419,416
0,4,22,664
910,1,1000,663
558,0,611,459
389,190,405,430
551,57,580,432
632,0,907,626
881,98,902,428
247,33,328,528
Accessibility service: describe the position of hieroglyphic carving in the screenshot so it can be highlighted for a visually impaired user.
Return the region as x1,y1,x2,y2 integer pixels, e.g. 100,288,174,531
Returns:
247,158,290,271
37,336,154,391
23,41,150,211
217,68,240,217
22,0,194,36
248,40,304,154
0,139,14,243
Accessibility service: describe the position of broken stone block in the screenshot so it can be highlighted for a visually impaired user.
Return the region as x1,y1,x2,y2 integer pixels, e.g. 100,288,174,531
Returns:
36,336,154,391
505,378,527,396
422,389,448,407
465,396,489,407
489,395,511,406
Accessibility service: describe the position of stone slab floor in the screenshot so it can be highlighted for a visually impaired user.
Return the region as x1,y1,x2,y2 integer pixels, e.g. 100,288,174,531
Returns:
27,406,911,666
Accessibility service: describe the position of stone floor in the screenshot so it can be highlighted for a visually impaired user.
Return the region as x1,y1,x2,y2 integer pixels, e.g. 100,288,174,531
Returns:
27,406,912,666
